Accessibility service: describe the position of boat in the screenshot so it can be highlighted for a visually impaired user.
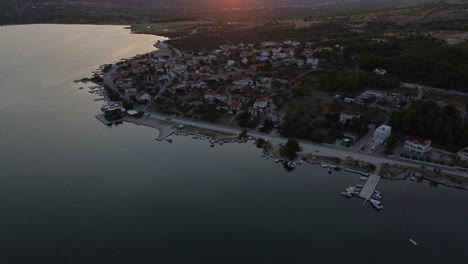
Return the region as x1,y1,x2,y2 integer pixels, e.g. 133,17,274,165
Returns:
274,159,281,163
165,137,173,143
410,177,415,181
370,199,383,210
287,161,296,168
328,167,332,174
359,176,368,181
210,142,215,147
340,192,352,198
298,160,303,164
373,193,383,200
409,239,418,246
355,184,363,188
320,164,328,168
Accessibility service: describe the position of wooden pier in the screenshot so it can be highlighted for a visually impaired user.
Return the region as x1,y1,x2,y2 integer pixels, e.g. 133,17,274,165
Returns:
359,174,381,200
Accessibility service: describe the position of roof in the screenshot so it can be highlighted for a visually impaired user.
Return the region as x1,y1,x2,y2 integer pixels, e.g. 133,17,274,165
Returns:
205,92,220,97
448,101,466,112
136,90,147,96
406,139,431,147
255,97,269,103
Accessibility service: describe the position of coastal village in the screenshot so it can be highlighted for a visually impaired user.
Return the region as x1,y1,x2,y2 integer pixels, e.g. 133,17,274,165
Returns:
80,38,468,209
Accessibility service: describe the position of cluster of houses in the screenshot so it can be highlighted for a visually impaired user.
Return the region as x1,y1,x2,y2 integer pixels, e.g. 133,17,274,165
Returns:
109,40,323,127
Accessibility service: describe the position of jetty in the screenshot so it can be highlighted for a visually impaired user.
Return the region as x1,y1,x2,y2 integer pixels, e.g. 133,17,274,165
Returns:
359,164,381,201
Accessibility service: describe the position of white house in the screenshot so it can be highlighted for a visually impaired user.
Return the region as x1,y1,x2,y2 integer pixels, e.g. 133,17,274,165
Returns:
404,139,432,155
339,112,360,124
374,125,392,143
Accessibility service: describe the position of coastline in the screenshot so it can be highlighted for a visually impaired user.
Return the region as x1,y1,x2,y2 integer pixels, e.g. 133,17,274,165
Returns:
84,36,468,190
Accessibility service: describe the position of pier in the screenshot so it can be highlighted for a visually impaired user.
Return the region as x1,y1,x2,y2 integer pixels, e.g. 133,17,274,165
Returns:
359,164,381,200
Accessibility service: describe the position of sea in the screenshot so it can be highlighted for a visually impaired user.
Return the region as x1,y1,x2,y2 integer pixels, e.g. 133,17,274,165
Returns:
0,24,467,263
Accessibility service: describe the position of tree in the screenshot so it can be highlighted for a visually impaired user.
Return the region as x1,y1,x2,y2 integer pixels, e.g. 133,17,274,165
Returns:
279,139,302,160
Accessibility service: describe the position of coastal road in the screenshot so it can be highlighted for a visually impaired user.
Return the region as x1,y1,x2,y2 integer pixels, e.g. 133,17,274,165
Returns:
142,110,468,178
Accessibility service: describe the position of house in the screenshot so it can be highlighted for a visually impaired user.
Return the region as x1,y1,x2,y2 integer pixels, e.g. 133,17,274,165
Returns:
374,125,392,143
171,83,186,93
233,78,254,87
361,90,385,99
268,111,286,125
204,92,226,102
229,101,242,113
447,101,466,115
136,90,151,102
339,112,360,124
404,139,432,155
227,60,236,67
191,81,207,89
253,97,269,109
249,107,265,117
199,66,210,73
125,88,137,97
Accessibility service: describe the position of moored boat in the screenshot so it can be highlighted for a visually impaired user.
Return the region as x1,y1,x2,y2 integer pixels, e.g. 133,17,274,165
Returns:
370,199,383,210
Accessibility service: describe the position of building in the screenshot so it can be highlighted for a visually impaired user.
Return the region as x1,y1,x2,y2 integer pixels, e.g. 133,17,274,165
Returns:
374,125,392,143
204,92,226,102
253,97,269,109
339,112,360,124
404,139,432,155
136,90,151,102
229,101,242,113
268,111,286,125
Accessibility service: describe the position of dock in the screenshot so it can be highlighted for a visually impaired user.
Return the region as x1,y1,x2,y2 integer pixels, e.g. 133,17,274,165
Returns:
359,174,381,200
359,164,381,200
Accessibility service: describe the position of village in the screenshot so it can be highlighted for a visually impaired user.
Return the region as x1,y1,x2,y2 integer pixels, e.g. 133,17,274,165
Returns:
86,38,468,183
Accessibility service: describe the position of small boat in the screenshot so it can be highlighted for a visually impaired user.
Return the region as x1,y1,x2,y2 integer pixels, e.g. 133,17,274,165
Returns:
287,161,296,168
355,184,363,188
373,192,383,199
165,137,173,143
370,199,383,210
410,177,415,181
409,239,418,246
298,160,303,164
274,159,281,163
374,190,382,196
340,192,352,198
320,164,328,168
328,167,332,174
210,142,215,147
359,176,368,181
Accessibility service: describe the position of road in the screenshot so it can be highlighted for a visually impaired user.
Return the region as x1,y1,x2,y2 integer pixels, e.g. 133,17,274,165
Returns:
142,109,468,178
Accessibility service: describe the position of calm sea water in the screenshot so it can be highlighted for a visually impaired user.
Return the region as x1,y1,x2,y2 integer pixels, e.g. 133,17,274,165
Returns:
0,24,467,264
